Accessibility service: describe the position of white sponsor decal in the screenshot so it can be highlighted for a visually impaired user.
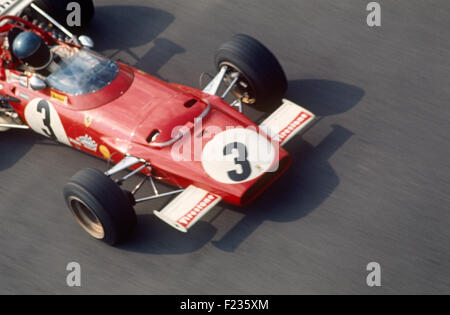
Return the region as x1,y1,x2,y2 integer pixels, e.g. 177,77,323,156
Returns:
25,98,71,146
19,75,28,88
69,138,82,147
6,70,28,88
76,134,98,151
6,70,18,83
278,112,312,143
17,91,30,101
177,194,219,227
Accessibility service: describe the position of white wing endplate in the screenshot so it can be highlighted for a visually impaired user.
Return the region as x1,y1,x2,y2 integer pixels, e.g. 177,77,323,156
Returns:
153,186,221,233
260,99,316,146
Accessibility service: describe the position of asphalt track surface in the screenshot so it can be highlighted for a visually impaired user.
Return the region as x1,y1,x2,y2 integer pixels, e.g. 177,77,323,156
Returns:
0,0,449,294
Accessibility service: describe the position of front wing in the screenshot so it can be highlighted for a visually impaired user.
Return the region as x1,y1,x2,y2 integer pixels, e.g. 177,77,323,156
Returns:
154,186,221,233
260,99,316,146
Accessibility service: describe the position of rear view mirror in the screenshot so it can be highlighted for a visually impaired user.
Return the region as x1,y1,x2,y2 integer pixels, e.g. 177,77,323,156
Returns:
79,35,94,49
30,76,47,91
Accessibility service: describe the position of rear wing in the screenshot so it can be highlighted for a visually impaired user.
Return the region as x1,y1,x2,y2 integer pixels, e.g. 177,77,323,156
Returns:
0,0,33,25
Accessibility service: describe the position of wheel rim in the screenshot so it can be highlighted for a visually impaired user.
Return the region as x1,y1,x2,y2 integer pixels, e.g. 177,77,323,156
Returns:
220,62,257,105
0,116,12,132
68,196,105,239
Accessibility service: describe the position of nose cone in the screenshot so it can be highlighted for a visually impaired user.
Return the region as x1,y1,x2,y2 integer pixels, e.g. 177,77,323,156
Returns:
134,94,208,144
201,128,277,185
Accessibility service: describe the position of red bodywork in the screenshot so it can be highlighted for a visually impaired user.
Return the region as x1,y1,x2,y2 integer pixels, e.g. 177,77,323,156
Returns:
0,17,291,206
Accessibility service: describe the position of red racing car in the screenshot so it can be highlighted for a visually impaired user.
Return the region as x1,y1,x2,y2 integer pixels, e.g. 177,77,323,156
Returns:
0,7,316,245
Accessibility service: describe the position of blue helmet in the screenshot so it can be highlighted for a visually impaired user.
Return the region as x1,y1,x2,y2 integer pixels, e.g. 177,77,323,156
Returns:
12,31,51,69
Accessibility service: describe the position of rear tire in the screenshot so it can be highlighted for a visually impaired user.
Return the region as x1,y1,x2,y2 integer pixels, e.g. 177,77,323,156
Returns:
63,168,136,245
31,0,95,31
215,34,288,107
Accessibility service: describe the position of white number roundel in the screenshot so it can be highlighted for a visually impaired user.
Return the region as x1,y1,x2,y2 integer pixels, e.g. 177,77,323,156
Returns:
201,128,276,184
25,98,71,146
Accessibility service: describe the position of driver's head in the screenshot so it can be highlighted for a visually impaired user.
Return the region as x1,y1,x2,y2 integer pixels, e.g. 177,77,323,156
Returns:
12,31,51,70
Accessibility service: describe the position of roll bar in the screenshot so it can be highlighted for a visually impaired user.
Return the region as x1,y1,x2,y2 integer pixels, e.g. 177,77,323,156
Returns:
0,15,57,44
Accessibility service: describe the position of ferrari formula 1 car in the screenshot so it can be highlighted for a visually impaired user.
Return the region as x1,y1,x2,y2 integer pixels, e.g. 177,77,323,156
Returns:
0,3,316,245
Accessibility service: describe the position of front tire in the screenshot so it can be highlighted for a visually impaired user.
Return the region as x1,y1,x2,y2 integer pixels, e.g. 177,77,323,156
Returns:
63,168,136,245
215,34,288,107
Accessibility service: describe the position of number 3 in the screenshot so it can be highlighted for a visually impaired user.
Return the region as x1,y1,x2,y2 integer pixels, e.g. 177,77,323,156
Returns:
37,100,57,140
223,142,252,182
